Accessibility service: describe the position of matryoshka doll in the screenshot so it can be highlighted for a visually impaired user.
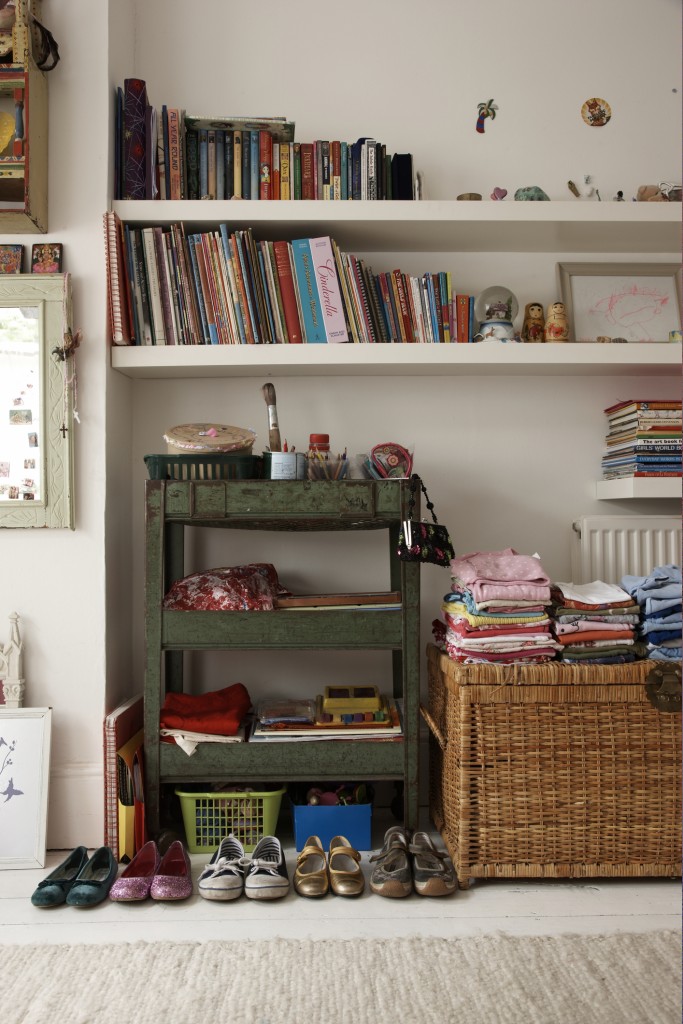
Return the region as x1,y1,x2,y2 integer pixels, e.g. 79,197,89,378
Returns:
521,301,545,342
544,301,569,342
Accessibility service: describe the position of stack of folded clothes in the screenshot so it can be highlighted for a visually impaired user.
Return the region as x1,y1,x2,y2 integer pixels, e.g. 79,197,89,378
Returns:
440,548,560,664
551,580,645,664
620,564,682,663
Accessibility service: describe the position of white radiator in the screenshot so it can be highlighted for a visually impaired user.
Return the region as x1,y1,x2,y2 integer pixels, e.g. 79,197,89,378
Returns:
571,515,681,584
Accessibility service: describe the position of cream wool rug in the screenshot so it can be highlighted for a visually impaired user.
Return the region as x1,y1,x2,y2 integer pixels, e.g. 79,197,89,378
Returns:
0,931,680,1024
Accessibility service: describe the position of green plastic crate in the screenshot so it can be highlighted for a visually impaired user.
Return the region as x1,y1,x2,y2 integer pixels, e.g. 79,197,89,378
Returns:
144,453,263,481
175,785,286,853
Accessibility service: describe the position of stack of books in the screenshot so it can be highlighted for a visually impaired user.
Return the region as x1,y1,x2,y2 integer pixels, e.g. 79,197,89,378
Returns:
601,399,682,479
114,82,415,202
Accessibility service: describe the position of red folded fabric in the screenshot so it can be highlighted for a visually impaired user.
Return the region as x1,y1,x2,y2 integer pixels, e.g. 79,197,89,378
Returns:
160,683,251,736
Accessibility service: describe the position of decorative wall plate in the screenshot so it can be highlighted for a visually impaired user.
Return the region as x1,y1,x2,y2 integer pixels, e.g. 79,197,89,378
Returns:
581,98,611,126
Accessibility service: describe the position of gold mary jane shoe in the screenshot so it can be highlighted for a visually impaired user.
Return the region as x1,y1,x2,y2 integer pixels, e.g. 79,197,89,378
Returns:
293,835,329,898
328,835,365,897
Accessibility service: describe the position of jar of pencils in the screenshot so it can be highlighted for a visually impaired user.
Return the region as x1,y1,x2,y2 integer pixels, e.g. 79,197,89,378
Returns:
307,441,348,481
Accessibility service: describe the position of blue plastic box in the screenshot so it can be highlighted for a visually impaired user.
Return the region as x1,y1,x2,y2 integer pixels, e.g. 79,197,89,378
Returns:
291,801,373,851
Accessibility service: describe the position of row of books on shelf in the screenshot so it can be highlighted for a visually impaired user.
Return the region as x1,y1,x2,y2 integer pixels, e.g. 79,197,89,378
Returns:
104,212,478,346
115,80,415,202
601,399,682,479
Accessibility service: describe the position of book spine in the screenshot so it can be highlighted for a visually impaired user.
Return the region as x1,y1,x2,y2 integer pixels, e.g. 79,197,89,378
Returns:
152,226,176,345
321,141,331,200
209,229,236,344
273,240,303,343
215,130,225,200
250,130,259,199
244,228,274,342
393,270,415,342
291,238,326,342
233,231,261,343
468,295,475,343
122,226,142,343
350,255,377,343
367,141,377,200
292,142,301,200
103,212,129,345
241,129,251,199
132,228,153,345
338,251,365,342
330,238,357,343
207,130,216,200
280,142,290,200
272,142,280,200
301,143,314,200
365,265,390,342
409,276,426,343
154,103,166,202
256,244,278,341
308,235,348,343
455,294,469,343
203,232,231,343
144,105,157,199
340,141,348,200
167,108,182,200
224,131,234,200
233,130,242,199
185,128,200,201
160,104,170,199
165,230,188,344
331,140,341,199
172,223,204,344
123,78,148,200
198,129,208,198
259,130,273,200
225,230,254,344
377,272,399,342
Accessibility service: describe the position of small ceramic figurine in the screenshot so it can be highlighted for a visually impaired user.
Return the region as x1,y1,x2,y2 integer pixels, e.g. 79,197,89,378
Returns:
521,302,545,343
544,302,569,343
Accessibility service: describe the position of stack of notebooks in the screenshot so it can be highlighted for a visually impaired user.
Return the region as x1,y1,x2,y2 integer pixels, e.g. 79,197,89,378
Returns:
250,693,403,742
601,399,682,480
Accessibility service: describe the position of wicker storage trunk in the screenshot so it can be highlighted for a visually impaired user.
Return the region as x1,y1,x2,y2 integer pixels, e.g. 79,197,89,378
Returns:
424,644,682,889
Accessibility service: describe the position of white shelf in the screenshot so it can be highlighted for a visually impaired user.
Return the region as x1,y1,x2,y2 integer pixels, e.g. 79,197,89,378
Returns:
111,342,681,379
596,478,681,499
111,200,680,254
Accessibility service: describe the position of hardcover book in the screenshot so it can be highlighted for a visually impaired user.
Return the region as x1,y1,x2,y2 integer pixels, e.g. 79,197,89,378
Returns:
167,107,183,200
309,236,348,343
123,78,148,200
273,240,303,343
291,238,326,343
259,130,273,200
103,213,132,344
183,113,295,144
300,143,314,200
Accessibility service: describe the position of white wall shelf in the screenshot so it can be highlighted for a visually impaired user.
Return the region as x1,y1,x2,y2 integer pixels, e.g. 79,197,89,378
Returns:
111,342,680,380
111,200,680,254
596,478,681,500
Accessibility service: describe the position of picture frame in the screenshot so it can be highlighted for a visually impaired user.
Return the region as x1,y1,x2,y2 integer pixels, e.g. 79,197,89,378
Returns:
557,262,683,342
31,243,63,274
0,274,74,528
0,244,23,274
0,707,52,868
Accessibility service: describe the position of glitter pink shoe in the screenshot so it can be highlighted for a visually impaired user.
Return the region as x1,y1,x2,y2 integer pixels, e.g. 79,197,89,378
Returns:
109,841,161,902
150,840,193,901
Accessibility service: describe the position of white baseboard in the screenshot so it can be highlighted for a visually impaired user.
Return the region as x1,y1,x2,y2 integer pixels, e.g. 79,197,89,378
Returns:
47,762,103,850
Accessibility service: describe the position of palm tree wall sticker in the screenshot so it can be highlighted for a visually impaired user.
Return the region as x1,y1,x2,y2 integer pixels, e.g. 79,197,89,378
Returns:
476,99,498,134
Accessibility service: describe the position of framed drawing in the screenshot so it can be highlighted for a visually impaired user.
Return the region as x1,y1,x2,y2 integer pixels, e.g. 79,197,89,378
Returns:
0,274,74,528
0,707,51,868
557,262,682,342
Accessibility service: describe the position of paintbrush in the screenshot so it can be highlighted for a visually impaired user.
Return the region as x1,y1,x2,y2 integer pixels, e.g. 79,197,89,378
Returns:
262,382,282,452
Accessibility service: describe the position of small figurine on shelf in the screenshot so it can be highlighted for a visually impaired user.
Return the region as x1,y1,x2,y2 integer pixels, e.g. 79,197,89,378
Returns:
544,302,569,343
521,302,545,343
568,175,596,199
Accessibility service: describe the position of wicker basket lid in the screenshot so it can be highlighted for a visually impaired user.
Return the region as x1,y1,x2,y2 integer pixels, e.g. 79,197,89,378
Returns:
163,423,256,453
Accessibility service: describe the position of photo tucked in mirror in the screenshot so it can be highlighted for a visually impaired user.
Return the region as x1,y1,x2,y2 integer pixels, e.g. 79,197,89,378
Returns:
0,275,74,529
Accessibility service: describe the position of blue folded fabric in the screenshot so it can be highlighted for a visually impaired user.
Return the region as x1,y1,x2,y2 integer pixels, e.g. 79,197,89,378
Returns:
643,628,682,644
644,597,683,616
621,565,682,604
643,606,682,623
647,646,683,662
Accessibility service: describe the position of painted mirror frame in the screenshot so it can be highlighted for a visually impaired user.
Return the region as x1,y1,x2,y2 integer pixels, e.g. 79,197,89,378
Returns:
0,273,74,528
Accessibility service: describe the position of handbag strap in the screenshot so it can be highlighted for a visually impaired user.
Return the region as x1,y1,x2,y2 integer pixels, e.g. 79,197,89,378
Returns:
406,474,439,525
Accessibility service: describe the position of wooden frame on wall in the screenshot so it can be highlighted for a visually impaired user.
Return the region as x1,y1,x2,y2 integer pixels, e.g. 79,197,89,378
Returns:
557,262,683,343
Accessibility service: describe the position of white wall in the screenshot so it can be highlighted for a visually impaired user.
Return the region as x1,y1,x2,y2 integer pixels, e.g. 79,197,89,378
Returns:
0,0,679,847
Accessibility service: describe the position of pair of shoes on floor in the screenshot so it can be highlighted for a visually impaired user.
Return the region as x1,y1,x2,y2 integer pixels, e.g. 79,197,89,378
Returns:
31,846,118,908
369,826,456,898
198,834,289,901
294,834,365,898
109,839,192,902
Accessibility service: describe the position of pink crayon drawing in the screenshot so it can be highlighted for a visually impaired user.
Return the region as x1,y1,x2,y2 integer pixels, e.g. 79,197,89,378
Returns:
588,284,671,341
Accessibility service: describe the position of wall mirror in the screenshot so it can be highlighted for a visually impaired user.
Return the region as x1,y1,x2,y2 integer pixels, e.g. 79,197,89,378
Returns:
0,274,74,528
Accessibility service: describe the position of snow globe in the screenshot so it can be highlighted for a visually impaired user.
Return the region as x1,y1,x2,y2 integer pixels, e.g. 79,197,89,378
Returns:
473,285,519,342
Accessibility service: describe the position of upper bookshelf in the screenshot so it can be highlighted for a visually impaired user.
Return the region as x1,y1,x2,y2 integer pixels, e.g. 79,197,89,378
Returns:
111,200,680,254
